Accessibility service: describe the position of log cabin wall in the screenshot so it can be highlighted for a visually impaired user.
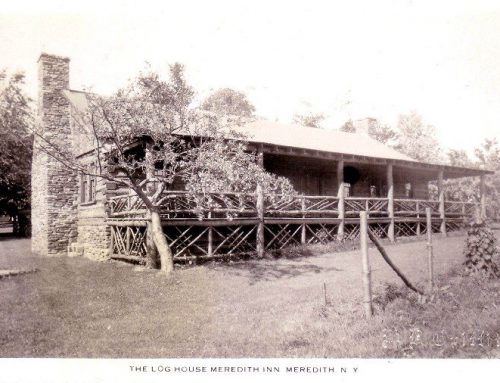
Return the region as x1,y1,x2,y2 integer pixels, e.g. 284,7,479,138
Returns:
263,153,433,199
394,167,435,200
263,154,337,195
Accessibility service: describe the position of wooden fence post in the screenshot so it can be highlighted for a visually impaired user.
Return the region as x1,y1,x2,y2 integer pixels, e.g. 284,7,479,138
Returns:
426,207,434,292
360,211,373,318
387,163,395,242
301,196,306,244
438,169,446,236
256,184,265,257
337,160,345,240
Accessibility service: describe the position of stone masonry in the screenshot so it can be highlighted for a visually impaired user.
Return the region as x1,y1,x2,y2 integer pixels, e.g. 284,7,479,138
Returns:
74,151,111,261
31,54,79,256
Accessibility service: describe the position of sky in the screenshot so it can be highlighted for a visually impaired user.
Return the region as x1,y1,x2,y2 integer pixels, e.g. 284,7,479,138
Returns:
1,0,500,155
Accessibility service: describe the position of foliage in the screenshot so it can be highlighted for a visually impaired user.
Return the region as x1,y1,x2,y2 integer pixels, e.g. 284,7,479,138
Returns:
395,111,442,163
340,117,401,145
0,71,33,215
55,65,293,200
474,138,500,219
443,141,500,219
201,88,255,118
339,119,355,133
443,149,478,202
293,112,324,129
463,222,500,278
340,112,438,162
186,140,293,195
366,120,399,145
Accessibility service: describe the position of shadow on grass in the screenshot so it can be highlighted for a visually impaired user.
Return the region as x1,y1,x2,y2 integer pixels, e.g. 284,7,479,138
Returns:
212,259,343,284
0,230,17,242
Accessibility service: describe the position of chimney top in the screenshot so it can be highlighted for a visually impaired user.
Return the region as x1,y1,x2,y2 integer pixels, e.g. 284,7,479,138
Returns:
38,53,70,63
353,117,376,136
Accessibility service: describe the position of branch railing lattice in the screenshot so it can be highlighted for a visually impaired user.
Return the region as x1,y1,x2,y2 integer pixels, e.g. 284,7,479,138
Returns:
107,191,480,262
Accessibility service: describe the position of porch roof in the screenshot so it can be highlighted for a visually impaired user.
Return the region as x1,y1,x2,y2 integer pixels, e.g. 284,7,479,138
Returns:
236,119,412,161
234,120,492,179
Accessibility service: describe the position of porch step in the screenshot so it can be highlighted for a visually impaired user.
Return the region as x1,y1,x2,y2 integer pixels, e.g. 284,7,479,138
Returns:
67,243,84,257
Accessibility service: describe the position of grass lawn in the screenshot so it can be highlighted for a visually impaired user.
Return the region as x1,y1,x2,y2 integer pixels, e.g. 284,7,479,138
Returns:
0,231,499,358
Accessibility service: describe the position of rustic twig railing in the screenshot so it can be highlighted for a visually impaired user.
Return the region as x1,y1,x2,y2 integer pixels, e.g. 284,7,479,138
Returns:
106,191,479,263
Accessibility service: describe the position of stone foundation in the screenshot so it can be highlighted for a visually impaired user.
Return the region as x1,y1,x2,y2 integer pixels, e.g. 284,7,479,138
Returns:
76,202,110,261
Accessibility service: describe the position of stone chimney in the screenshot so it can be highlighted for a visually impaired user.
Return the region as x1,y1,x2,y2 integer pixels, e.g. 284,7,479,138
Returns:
352,117,376,136
31,54,78,256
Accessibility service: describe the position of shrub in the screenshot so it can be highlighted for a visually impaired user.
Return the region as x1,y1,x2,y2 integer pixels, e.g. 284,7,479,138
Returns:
463,222,500,278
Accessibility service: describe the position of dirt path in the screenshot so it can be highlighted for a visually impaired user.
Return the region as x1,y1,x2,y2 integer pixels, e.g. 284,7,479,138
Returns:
0,233,473,357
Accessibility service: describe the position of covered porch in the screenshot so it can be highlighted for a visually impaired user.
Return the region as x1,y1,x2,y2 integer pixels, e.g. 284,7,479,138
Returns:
106,165,484,264
256,142,489,242
105,123,491,264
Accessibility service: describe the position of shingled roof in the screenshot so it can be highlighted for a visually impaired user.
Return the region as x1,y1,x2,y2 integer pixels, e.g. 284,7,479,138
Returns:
234,119,414,162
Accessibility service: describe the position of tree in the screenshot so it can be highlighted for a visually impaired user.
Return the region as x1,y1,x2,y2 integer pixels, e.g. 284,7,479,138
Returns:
340,118,398,145
201,88,256,118
293,112,325,128
443,141,500,220
0,71,33,217
366,120,399,145
443,149,478,203
37,65,294,274
474,138,500,219
395,111,442,163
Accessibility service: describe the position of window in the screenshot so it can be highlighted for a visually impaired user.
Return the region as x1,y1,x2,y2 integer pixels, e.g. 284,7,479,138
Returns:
81,176,88,203
89,177,96,202
80,163,97,204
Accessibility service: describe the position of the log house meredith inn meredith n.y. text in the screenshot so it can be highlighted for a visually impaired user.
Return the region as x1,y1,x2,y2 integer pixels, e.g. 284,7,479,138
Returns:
32,53,492,263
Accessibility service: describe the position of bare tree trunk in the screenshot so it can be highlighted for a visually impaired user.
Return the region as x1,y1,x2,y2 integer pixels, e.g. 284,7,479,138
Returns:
145,220,160,269
151,210,174,274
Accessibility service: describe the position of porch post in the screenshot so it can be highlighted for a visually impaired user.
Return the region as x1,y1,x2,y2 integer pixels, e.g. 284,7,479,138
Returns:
256,146,265,257
387,163,395,242
416,200,421,236
438,169,446,236
301,196,306,244
480,175,486,219
256,184,265,257
337,160,345,239
257,145,264,167
207,211,213,257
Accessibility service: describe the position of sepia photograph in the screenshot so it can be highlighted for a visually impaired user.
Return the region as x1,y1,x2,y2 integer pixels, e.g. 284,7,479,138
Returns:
0,0,499,381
